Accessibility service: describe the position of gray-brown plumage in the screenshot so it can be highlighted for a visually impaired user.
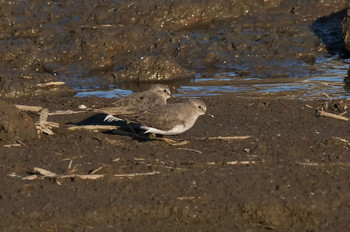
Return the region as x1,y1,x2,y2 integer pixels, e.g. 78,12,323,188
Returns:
99,84,172,122
120,98,207,135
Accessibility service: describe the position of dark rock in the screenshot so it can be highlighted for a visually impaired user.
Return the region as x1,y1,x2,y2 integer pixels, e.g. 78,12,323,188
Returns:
113,55,195,81
0,100,37,143
342,9,350,52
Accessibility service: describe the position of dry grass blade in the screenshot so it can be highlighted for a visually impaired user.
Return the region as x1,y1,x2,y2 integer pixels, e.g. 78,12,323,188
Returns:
322,92,334,100
90,166,104,174
226,160,263,165
34,167,57,177
177,196,197,200
60,174,104,180
22,175,38,180
304,104,314,109
49,110,87,115
32,167,104,180
36,81,65,87
114,171,160,178
297,162,350,167
207,160,264,165
208,136,252,140
177,148,203,153
3,144,22,148
67,125,120,131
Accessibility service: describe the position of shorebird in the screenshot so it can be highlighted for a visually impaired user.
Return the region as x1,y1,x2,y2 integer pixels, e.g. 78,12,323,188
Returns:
120,98,207,145
98,84,173,122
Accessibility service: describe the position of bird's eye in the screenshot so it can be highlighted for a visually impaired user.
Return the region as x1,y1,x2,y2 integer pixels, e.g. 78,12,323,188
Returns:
163,89,167,92
198,106,202,109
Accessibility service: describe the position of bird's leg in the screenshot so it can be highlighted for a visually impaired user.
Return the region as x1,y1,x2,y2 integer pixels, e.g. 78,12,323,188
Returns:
148,134,189,146
126,121,138,135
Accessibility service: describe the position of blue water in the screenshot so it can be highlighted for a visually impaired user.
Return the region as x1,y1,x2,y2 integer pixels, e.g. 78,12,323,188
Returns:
74,57,350,100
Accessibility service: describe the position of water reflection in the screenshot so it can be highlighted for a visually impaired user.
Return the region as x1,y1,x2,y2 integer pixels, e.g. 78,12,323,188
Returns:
75,57,350,100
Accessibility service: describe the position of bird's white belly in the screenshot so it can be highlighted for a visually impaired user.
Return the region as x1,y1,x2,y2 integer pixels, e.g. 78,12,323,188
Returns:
143,122,193,135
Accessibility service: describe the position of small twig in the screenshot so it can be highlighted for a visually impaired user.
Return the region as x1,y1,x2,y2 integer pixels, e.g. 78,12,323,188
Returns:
207,136,252,141
114,171,160,178
67,125,120,131
318,110,349,121
16,140,28,148
49,110,87,115
15,105,43,112
32,167,103,179
34,167,57,177
333,136,350,144
90,166,104,174
80,24,114,29
177,196,198,200
304,104,314,109
226,160,262,165
36,81,65,87
3,144,22,148
177,148,203,153
70,163,80,173
322,92,334,101
207,160,263,165
27,167,160,181
67,160,73,170
297,162,350,167
22,175,39,180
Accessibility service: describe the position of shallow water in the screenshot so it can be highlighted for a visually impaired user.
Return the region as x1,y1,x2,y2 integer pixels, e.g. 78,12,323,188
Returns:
74,56,350,100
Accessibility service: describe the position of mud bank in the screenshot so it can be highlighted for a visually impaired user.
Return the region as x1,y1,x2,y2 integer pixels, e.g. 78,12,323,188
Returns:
2,95,350,231
2,1,350,231
0,0,349,97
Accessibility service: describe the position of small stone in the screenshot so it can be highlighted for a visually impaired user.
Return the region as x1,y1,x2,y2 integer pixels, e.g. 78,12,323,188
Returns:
78,104,87,110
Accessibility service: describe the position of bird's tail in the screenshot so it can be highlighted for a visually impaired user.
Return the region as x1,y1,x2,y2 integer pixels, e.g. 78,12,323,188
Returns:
104,114,122,122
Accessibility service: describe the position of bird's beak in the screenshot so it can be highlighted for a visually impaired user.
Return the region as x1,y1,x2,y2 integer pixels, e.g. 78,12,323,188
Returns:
206,113,215,118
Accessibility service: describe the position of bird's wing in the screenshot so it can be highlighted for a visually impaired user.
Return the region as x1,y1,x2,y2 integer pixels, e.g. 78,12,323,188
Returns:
100,92,166,116
131,104,186,131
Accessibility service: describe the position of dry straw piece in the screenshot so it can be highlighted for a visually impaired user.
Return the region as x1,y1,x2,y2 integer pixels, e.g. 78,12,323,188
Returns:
67,125,120,131
208,136,252,140
36,81,65,87
317,111,349,121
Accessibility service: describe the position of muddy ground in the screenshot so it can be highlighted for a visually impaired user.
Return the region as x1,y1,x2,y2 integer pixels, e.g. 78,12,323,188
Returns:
1,0,350,231
0,0,350,97
1,94,350,231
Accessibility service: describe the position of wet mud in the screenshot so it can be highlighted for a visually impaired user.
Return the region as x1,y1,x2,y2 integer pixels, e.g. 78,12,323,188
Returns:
1,0,350,231
0,0,349,97
2,95,350,231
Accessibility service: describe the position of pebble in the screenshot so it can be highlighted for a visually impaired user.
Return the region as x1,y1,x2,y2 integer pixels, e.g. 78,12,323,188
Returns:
78,104,87,110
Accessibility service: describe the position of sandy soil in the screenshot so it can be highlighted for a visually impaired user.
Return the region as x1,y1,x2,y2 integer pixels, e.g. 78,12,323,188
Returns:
1,94,350,231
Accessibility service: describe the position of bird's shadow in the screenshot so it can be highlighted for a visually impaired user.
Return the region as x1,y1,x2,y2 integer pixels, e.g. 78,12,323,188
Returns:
67,113,154,142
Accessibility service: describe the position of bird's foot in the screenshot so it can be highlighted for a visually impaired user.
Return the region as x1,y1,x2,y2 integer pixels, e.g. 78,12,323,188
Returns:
149,134,189,146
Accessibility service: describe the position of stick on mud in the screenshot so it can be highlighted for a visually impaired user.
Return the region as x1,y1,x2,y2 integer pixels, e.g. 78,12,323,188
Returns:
67,125,120,131
318,111,349,121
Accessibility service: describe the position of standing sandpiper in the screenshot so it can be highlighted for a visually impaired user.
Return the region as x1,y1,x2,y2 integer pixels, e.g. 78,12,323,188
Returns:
119,98,207,145
98,84,174,122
